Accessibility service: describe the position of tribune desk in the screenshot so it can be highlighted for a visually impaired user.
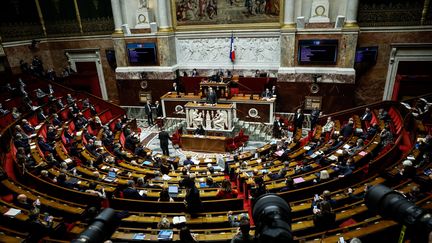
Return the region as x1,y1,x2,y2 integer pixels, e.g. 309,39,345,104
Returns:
180,134,227,153
161,92,275,124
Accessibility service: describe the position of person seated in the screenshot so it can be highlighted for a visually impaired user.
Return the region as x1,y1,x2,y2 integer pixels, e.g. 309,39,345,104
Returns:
113,143,128,160
46,126,57,144
216,179,238,199
39,170,54,183
378,108,390,122
206,176,219,188
37,136,54,153
36,109,47,123
15,194,34,210
341,121,354,139
231,217,254,243
114,119,123,131
335,159,355,177
0,103,10,116
55,173,76,189
183,155,194,166
321,116,335,135
191,68,199,77
279,177,295,192
380,125,394,147
51,114,62,127
66,94,75,105
125,134,139,151
85,139,97,155
11,107,21,119
14,133,30,152
261,88,272,99
45,152,60,167
85,182,106,198
158,187,174,202
123,180,146,199
193,124,205,136
347,138,364,155
398,159,416,179
312,200,336,231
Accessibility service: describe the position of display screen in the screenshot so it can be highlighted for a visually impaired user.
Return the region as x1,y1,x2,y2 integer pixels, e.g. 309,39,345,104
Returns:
355,46,378,63
298,39,338,65
127,43,157,65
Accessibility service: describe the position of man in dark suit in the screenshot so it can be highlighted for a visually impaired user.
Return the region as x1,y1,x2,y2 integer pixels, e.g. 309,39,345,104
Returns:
273,117,283,138
154,101,163,117
341,121,354,139
158,129,171,156
194,125,205,135
206,87,217,105
261,88,272,99
361,107,372,127
123,180,146,199
293,108,304,136
144,100,154,126
310,107,321,129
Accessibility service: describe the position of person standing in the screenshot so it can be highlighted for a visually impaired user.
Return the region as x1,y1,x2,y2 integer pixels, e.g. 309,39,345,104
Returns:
154,100,163,117
206,87,217,105
144,100,154,126
293,108,304,136
310,107,320,129
159,129,171,156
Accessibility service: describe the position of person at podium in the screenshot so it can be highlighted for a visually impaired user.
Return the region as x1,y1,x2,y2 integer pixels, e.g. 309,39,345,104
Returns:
261,88,272,99
194,124,205,136
206,87,217,105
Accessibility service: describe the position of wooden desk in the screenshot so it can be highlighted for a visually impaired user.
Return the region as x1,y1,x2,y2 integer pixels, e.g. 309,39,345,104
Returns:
180,134,227,153
160,92,275,123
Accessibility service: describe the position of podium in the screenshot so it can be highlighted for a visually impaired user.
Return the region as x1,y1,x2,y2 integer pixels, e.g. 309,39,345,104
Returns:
185,102,235,132
200,80,230,99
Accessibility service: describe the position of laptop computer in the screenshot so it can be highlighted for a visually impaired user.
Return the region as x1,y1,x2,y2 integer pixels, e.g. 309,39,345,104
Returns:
168,185,179,198
104,171,116,182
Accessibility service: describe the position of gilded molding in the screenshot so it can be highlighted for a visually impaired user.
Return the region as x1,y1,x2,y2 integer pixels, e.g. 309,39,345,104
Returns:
35,0,47,36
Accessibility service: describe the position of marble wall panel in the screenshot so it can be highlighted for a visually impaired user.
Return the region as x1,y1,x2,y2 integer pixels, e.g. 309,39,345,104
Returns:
280,33,296,67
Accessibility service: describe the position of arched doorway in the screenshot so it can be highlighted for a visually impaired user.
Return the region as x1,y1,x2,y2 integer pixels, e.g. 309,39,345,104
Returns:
65,49,108,100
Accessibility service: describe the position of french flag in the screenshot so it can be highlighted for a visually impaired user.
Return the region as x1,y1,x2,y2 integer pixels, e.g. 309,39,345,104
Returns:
230,33,235,63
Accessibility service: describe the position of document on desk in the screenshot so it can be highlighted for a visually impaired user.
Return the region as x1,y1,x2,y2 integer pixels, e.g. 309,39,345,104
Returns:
4,208,21,217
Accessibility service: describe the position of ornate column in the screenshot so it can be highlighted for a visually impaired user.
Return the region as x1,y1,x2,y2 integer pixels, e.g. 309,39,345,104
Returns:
157,0,173,32
283,0,296,28
110,0,123,33
345,0,359,27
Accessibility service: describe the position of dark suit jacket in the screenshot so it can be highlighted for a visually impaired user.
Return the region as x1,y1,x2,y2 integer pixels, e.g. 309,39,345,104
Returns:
123,187,145,200
206,91,217,104
155,104,163,117
341,124,354,138
159,131,171,146
361,112,372,121
293,112,304,127
144,104,153,116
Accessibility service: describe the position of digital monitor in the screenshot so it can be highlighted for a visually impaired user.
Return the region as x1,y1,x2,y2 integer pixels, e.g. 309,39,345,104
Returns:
298,39,338,65
355,46,378,63
108,171,116,178
168,185,178,194
127,43,157,65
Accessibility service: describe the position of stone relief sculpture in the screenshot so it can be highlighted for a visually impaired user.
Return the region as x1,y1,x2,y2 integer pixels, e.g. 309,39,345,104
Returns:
192,109,203,128
176,37,280,65
213,110,227,130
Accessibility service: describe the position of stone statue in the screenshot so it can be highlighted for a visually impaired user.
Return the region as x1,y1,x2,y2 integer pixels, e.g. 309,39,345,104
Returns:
213,110,227,130
139,0,148,9
192,109,203,128
205,110,212,129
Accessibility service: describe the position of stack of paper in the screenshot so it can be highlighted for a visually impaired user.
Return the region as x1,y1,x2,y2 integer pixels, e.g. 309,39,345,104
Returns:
4,208,21,217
